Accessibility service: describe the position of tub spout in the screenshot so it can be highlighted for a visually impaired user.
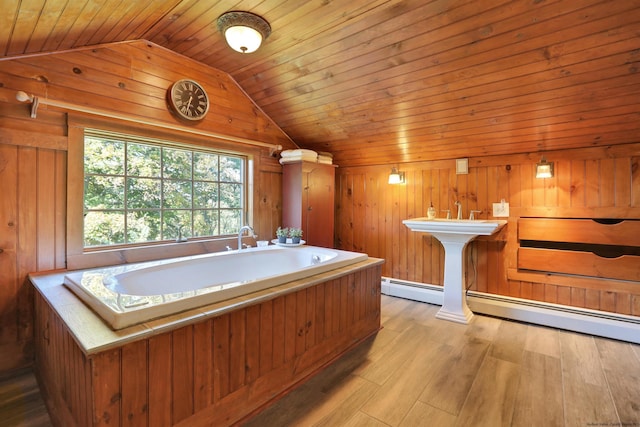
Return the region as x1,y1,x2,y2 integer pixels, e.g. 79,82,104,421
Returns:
176,225,188,243
238,225,255,250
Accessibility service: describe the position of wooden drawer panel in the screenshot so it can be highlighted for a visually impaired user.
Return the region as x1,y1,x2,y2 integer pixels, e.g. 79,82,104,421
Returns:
518,218,640,246
518,247,640,282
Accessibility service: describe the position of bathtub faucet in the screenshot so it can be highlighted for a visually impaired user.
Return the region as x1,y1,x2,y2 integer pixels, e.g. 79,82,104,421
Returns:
237,225,255,250
176,225,188,243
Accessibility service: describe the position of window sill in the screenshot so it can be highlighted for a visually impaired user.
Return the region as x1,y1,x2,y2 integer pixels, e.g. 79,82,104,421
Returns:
67,237,245,271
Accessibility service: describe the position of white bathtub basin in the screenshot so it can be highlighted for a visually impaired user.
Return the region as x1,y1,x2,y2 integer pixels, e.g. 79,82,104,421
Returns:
64,245,367,330
403,218,506,324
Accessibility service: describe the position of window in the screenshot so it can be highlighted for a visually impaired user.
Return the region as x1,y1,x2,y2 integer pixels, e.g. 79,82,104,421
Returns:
83,130,246,248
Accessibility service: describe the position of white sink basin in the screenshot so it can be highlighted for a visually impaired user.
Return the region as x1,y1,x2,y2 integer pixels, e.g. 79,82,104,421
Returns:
403,217,506,324
403,218,506,235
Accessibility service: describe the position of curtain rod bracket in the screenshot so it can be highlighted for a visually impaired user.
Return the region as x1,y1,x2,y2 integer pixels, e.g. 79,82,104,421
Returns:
30,96,39,118
16,91,39,118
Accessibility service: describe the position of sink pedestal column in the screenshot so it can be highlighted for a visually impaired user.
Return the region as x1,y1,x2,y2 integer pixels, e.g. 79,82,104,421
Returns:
432,233,474,324
402,218,507,325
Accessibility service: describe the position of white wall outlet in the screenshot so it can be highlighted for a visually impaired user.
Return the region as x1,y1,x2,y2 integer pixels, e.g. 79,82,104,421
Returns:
492,199,509,217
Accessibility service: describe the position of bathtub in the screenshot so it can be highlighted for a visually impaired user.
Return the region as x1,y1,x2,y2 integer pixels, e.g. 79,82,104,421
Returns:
63,245,368,330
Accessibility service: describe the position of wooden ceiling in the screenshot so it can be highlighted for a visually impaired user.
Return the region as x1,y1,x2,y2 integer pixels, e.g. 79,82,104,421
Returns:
2,0,639,167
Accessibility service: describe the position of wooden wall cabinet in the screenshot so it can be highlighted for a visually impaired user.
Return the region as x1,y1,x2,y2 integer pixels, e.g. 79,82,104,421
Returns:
282,161,336,248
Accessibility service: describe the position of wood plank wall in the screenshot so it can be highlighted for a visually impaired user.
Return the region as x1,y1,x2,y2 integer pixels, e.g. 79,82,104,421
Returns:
34,265,382,427
335,144,640,316
0,40,294,375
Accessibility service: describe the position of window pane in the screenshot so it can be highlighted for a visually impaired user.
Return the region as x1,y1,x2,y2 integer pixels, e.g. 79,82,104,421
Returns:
219,183,242,208
194,210,218,237
126,211,161,243
83,132,247,248
85,176,125,209
85,138,125,175
163,148,192,179
163,180,192,209
193,182,218,208
127,143,161,177
220,156,243,182
220,209,241,235
162,210,192,240
127,178,161,209
84,211,125,246
193,152,218,181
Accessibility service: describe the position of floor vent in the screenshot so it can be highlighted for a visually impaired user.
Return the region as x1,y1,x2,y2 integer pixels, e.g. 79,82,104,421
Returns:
381,277,640,344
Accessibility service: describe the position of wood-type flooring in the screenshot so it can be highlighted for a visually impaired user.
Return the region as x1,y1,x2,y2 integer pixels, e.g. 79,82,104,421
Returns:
2,295,639,426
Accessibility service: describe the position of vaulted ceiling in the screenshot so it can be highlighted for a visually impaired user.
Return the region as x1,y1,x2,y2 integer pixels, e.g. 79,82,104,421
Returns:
2,0,639,167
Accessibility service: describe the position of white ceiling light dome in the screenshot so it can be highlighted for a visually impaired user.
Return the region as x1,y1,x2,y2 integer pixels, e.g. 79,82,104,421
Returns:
217,11,271,54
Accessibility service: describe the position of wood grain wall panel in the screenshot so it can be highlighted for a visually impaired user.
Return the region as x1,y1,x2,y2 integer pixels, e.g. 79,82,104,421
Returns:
271,296,285,371
193,320,213,411
172,326,194,423
36,149,57,271
212,313,230,402
147,333,172,426
632,296,640,318
229,309,246,394
570,160,587,208
305,286,316,350
258,300,273,376
614,158,631,207
92,349,122,427
632,157,640,207
336,142,640,316
255,169,282,242
352,173,366,254
245,306,262,384
0,144,18,345
121,340,148,427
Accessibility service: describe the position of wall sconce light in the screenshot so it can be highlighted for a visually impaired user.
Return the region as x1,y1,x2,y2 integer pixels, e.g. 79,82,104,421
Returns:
217,11,271,53
535,156,554,179
388,167,405,184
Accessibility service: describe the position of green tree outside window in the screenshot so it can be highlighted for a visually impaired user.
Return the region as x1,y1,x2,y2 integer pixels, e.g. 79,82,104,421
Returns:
83,132,245,248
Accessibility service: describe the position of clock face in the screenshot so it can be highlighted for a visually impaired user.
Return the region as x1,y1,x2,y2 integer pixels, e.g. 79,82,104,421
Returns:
168,79,210,121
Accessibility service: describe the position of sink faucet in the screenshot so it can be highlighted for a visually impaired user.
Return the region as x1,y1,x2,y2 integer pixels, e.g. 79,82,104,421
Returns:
469,210,481,220
237,225,255,250
455,201,463,220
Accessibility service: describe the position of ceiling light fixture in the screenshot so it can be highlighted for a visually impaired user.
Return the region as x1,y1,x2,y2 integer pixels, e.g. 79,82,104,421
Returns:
388,167,405,184
535,156,554,179
217,11,271,53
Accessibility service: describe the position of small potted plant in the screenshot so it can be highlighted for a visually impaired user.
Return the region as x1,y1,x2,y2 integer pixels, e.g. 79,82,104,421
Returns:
289,227,303,244
276,226,289,243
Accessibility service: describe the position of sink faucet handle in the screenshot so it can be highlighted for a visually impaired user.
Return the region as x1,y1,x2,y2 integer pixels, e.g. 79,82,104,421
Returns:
469,210,481,220
442,209,451,219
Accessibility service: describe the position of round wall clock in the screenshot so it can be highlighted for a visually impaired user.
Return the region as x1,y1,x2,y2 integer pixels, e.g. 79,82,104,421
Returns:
167,79,210,121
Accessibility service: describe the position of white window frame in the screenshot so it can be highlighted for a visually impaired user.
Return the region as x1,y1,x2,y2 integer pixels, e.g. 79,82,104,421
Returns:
66,117,256,270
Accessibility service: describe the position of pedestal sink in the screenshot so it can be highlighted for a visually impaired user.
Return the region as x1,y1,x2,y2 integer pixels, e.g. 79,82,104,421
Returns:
402,218,507,324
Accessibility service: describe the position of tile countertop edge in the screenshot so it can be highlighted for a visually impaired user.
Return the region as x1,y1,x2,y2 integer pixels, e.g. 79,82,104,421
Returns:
28,257,385,356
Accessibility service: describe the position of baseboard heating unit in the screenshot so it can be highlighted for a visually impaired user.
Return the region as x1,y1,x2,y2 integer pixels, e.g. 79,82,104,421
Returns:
381,277,640,344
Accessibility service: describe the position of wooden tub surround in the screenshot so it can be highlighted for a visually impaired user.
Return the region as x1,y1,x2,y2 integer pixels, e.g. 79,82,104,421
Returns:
30,258,383,427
